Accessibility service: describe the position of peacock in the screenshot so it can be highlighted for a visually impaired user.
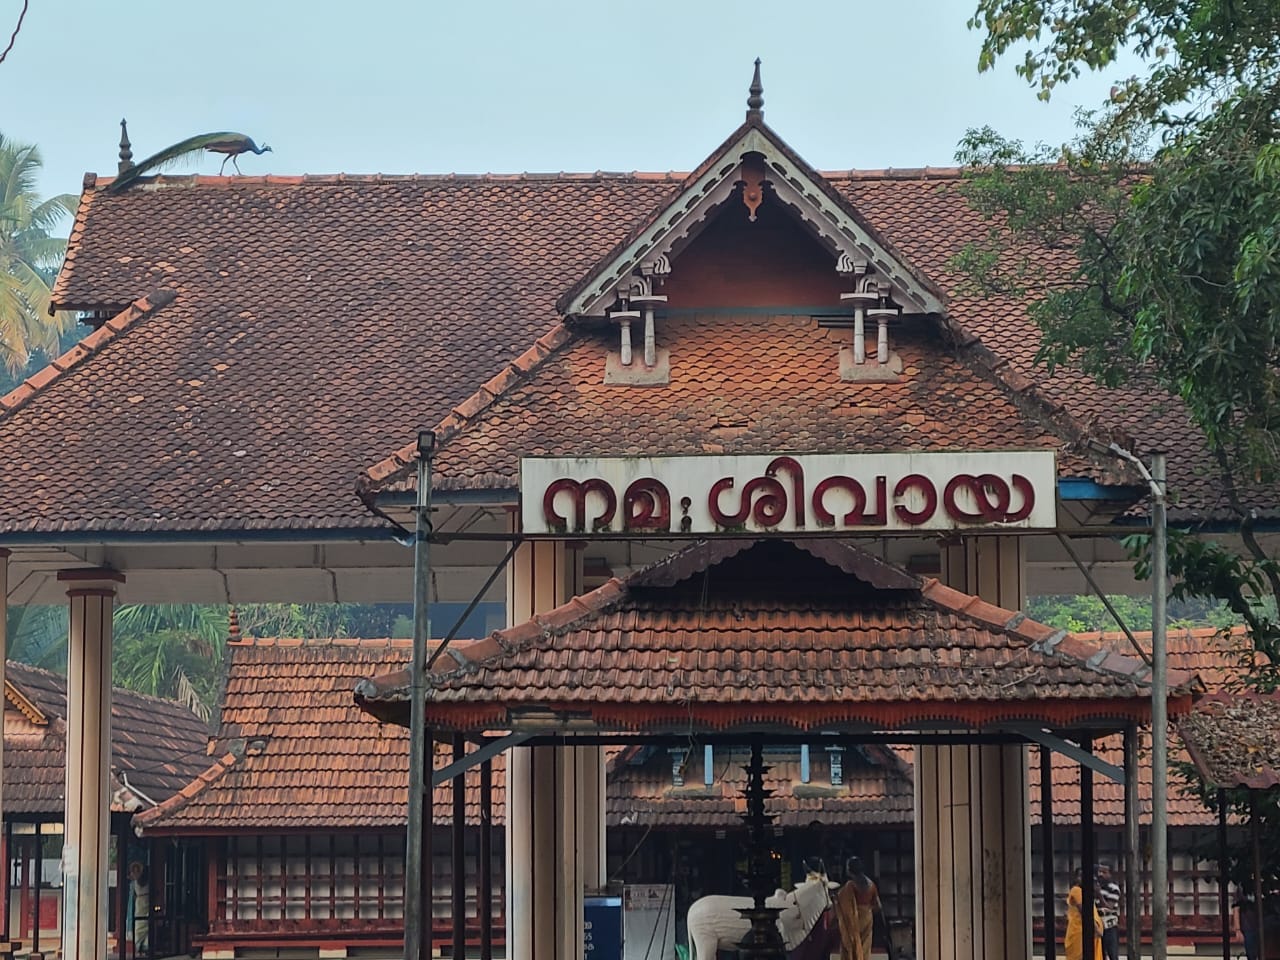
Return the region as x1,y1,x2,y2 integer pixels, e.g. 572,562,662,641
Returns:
108,132,272,193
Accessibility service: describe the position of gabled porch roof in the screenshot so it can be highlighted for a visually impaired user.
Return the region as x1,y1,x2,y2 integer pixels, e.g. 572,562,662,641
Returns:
354,539,1201,734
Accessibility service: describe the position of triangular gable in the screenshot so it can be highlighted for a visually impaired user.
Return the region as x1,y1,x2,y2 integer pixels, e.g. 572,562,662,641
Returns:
558,119,947,318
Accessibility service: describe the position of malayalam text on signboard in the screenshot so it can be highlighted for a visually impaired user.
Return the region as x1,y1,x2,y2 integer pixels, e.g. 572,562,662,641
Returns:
520,451,1057,535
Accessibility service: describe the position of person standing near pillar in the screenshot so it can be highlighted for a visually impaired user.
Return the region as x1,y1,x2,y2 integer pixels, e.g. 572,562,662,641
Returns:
1066,868,1104,960
1095,863,1121,960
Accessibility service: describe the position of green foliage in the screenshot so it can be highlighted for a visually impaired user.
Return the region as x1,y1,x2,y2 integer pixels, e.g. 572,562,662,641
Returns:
112,605,229,720
6,604,67,670
0,134,75,373
970,0,1280,120
966,0,1280,889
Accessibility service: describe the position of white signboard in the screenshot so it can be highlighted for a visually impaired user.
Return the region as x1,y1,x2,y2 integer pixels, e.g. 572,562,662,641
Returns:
520,451,1057,535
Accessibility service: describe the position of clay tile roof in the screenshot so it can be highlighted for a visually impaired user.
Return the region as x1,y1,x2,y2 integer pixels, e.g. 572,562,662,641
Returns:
1030,626,1254,826
4,660,210,816
607,743,914,828
364,316,1109,498
0,153,1241,537
355,540,1200,732
1179,689,1280,790
4,173,680,535
135,637,504,833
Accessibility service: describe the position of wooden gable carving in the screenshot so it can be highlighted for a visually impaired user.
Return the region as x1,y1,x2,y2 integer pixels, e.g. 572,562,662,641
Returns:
559,122,947,321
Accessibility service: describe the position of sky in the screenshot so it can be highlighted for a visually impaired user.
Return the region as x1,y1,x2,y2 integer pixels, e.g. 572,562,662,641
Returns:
2,0,1136,230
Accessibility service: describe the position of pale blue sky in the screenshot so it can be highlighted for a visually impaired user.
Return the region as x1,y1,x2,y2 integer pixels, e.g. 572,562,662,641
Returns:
3,0,1133,222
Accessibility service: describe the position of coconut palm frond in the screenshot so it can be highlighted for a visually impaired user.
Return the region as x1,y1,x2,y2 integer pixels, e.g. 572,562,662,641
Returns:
107,132,252,193
173,668,212,722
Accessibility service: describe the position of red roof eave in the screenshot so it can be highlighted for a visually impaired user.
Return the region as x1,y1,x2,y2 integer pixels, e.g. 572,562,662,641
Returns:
421,695,1198,736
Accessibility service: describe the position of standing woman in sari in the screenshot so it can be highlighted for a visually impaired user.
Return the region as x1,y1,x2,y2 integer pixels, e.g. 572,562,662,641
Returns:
1065,867,1104,960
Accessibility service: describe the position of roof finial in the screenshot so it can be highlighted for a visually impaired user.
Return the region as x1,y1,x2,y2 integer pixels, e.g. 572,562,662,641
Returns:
746,58,764,120
117,118,133,173
228,605,241,643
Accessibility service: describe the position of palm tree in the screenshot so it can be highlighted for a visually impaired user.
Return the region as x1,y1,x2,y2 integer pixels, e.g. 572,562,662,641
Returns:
0,134,75,373
112,605,230,721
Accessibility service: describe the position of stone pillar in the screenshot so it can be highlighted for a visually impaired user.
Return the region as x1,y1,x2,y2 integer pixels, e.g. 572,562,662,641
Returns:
58,568,123,960
915,537,1031,960
505,536,602,960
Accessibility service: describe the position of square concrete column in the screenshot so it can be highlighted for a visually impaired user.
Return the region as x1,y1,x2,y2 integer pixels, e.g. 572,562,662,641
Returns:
505,536,603,960
58,568,124,960
915,537,1032,960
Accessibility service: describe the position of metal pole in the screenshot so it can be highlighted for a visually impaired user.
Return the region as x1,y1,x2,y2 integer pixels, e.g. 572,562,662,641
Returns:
1252,793,1266,960
405,431,435,960
1042,745,1058,960
452,733,466,957
1124,726,1141,960
479,756,493,960
1151,452,1169,960
1218,789,1230,960
32,822,40,955
1082,734,1096,960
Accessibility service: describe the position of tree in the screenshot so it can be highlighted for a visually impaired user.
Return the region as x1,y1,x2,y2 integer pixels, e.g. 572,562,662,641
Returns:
964,0,1280,893
0,134,75,374
111,605,229,721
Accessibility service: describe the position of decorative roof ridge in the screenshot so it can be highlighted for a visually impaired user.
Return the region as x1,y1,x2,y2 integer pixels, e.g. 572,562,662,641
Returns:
88,171,692,192
0,288,178,420
555,118,947,318
4,679,47,726
228,636,412,649
133,751,238,831
359,322,576,496
430,578,628,683
917,578,1203,695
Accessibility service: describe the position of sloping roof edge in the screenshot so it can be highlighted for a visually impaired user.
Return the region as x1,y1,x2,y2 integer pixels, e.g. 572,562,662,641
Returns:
4,679,47,726
133,751,238,832
0,288,177,419
358,322,575,496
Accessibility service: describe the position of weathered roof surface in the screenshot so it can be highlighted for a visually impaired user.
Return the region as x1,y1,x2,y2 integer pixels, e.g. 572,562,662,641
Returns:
607,743,914,828
135,638,504,833
1029,626,1254,827
1179,690,1280,791
4,660,210,816
367,315,1078,496
0,154,1228,537
5,173,681,535
355,540,1200,732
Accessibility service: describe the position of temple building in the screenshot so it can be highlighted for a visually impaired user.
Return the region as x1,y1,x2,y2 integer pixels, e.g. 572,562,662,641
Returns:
1,661,209,957
0,63,1273,960
127,628,1244,958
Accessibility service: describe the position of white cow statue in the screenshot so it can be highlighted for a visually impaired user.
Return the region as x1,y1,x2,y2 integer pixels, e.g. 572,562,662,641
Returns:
686,872,837,960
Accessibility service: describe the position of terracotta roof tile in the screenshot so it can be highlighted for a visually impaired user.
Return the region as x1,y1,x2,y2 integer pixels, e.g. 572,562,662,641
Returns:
1,155,1237,535
7,174,679,534
374,319,1073,495
1179,690,1280,790
356,541,1197,732
135,638,504,833
4,660,209,815
607,744,914,828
